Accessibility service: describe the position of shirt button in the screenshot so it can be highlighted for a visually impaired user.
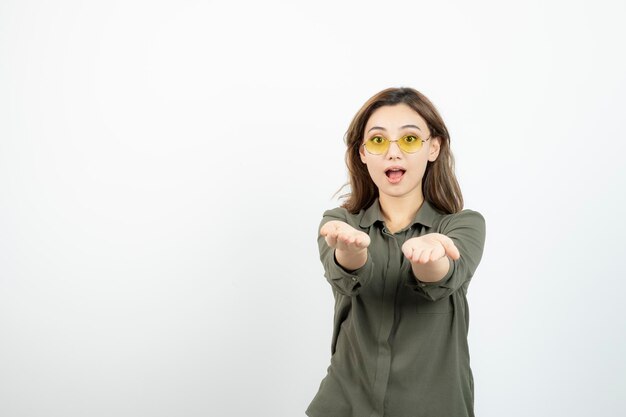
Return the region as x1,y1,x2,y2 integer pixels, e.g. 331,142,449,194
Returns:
352,276,358,282
420,283,426,287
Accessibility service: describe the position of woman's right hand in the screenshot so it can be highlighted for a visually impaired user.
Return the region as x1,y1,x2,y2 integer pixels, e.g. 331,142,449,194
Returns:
320,220,371,252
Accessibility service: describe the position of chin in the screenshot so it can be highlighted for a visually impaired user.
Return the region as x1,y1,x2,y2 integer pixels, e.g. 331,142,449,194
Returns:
380,184,421,198
379,187,409,197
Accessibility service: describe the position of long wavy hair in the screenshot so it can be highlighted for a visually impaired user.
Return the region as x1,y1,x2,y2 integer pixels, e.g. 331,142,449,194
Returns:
336,87,464,215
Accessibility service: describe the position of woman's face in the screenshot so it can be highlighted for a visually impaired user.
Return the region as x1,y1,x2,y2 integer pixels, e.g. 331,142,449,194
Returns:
359,103,441,201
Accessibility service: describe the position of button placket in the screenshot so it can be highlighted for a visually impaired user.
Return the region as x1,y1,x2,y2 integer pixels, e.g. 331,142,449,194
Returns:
371,227,400,415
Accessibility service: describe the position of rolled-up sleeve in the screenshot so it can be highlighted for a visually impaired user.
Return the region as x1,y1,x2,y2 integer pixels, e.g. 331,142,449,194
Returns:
318,208,375,296
406,209,486,301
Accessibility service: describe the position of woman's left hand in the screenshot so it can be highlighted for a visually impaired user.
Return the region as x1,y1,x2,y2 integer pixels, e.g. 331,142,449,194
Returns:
401,233,461,264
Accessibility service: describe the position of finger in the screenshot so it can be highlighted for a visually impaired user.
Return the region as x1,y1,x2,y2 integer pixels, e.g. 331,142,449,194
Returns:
358,234,371,248
338,232,352,245
419,248,433,264
322,221,349,237
443,239,460,260
329,229,342,246
351,237,366,250
340,232,359,249
341,233,354,244
436,235,458,259
402,245,413,259
451,245,460,259
410,249,423,263
430,245,446,261
402,236,418,249
325,234,338,248
320,221,337,236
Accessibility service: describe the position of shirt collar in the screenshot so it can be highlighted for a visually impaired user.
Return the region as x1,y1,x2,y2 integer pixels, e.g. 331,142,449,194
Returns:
359,198,439,229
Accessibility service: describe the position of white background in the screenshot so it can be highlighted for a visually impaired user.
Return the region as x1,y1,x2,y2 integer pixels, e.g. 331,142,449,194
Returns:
1,1,625,416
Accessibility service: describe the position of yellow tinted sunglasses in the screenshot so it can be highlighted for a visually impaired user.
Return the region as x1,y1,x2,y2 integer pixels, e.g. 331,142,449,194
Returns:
362,134,431,155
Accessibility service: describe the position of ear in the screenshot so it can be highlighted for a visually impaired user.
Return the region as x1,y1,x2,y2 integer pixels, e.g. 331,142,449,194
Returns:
359,144,367,164
428,137,441,162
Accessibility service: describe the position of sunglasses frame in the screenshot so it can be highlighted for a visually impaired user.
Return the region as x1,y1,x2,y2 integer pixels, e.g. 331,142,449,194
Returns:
361,134,432,155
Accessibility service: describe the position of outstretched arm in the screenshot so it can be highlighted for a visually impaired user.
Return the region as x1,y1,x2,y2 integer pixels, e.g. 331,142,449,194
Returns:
403,210,486,301
320,220,370,271
317,208,376,296
402,232,460,283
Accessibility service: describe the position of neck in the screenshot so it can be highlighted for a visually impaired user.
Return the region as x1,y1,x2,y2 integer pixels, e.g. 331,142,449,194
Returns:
379,191,424,232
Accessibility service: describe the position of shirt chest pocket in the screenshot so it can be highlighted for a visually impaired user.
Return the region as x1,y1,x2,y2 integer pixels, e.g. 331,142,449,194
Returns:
398,263,453,314
413,292,453,314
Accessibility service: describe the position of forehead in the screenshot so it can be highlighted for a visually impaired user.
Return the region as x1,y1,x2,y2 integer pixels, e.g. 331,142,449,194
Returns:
364,103,428,132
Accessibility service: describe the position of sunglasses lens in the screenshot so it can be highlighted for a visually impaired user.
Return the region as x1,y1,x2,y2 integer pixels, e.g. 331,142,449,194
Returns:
364,137,388,154
398,135,423,153
364,136,424,154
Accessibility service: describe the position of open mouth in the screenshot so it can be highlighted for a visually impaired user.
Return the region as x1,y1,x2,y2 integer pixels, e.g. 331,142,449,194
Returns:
385,168,406,182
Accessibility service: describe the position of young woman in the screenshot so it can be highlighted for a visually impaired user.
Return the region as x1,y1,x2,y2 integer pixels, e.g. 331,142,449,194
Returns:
306,87,486,417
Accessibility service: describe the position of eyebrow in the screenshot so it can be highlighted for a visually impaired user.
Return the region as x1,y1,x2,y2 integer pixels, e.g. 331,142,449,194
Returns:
367,124,421,133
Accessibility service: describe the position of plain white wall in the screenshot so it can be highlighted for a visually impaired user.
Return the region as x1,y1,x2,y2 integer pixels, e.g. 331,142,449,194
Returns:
1,0,625,416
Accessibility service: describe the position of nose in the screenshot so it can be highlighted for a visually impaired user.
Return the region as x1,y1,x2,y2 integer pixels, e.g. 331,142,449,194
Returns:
386,140,402,159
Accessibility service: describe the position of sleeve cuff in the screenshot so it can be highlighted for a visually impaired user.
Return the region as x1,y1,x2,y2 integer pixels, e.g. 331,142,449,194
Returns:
405,256,456,300
325,249,374,294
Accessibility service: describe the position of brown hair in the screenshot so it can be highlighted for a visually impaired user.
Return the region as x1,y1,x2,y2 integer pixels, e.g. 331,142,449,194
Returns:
336,87,464,215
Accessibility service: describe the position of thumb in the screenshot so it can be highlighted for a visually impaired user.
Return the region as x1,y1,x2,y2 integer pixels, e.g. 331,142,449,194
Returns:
401,244,414,260
441,237,460,260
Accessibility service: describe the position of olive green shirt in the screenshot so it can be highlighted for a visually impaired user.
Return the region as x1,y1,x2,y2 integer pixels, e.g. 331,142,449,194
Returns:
306,198,486,417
